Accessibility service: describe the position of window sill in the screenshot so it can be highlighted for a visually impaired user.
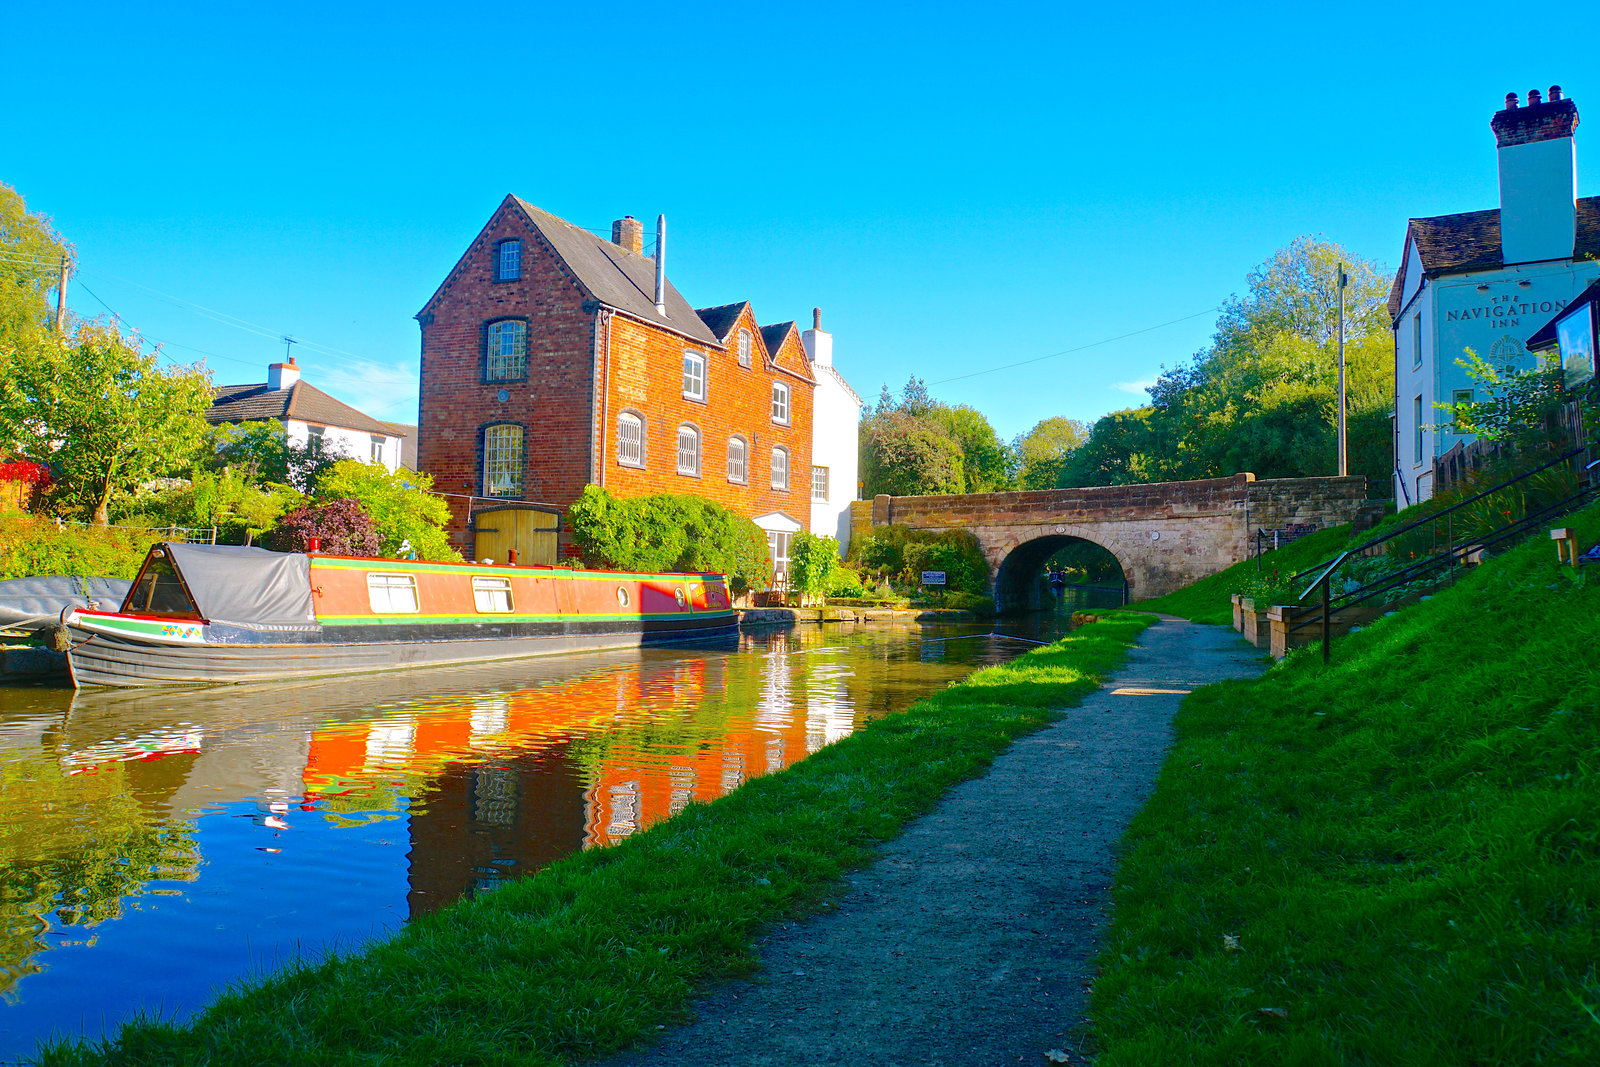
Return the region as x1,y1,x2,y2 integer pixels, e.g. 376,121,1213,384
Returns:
617,459,646,470
682,393,709,405
676,470,702,479
492,275,521,284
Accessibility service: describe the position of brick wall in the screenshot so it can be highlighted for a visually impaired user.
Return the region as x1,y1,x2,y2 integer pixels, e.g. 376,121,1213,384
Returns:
598,306,813,522
417,201,598,551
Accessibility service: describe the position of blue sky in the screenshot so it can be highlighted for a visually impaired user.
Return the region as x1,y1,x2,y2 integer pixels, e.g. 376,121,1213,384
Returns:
8,1,1597,442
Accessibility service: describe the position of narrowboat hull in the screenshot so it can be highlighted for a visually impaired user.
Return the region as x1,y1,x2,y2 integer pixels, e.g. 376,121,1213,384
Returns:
67,613,739,688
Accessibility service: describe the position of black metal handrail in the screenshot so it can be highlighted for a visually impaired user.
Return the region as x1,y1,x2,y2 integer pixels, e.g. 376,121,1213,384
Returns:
1282,445,1593,663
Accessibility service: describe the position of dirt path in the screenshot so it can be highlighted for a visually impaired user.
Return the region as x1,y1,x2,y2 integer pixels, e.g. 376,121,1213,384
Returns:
600,617,1266,1067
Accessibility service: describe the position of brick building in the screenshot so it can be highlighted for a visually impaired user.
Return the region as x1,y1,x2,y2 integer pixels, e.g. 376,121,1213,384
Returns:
416,197,822,576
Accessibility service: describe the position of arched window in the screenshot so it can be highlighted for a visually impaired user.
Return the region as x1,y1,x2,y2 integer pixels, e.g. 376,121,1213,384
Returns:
483,424,524,497
771,446,789,490
727,436,747,483
677,424,700,476
771,381,790,424
618,411,645,468
682,350,707,401
485,320,527,381
737,329,753,368
496,239,522,281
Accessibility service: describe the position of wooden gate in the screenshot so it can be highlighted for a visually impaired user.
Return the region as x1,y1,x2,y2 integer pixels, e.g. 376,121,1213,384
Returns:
471,504,560,565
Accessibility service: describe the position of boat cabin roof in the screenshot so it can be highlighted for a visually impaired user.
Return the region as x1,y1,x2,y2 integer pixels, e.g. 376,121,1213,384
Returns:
123,543,318,631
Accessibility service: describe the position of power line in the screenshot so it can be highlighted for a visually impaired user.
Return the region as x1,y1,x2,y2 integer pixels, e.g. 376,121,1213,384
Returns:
928,306,1222,385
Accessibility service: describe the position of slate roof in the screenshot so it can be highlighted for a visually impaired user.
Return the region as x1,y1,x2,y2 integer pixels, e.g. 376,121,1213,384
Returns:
507,197,721,347
1526,277,1600,350
208,382,403,438
760,322,797,359
1388,195,1600,321
694,302,749,341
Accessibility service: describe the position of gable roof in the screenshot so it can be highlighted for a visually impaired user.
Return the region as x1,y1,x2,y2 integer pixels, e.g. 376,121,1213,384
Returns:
695,302,750,342
760,322,797,358
1527,276,1600,350
1389,195,1600,321
815,363,863,406
508,198,721,346
208,381,402,438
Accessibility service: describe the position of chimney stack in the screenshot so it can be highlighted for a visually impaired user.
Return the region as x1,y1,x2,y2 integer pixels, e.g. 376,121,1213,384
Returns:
268,356,301,391
653,214,667,316
1491,86,1579,265
611,216,643,256
802,306,833,368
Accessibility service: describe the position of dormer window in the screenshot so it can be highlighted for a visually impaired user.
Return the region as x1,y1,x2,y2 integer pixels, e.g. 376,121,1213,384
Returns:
737,329,753,368
497,239,522,281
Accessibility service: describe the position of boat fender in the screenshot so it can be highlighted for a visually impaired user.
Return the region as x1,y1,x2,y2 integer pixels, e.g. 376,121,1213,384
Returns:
49,625,72,653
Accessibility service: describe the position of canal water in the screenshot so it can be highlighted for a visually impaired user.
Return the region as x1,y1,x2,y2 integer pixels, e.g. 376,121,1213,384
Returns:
0,617,1067,1061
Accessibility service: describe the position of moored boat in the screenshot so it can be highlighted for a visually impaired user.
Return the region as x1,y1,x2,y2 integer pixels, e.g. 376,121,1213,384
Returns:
64,542,738,688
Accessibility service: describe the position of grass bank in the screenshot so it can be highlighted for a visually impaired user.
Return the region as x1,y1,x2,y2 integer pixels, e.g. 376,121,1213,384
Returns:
43,613,1155,1066
1091,504,1600,1064
1134,523,1353,624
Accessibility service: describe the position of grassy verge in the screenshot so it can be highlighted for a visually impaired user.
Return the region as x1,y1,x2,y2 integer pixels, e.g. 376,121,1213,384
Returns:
1133,523,1353,624
1091,504,1600,1064
42,613,1155,1066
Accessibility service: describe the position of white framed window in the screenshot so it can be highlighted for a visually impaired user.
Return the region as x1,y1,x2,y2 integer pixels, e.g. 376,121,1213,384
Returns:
483,424,523,497
812,465,828,501
1451,389,1473,432
1413,395,1423,465
308,424,325,441
618,411,645,467
1412,314,1422,369
677,424,700,476
766,531,792,584
497,239,522,281
370,435,385,463
771,381,790,424
771,446,789,490
737,329,753,368
727,436,747,483
472,576,514,613
683,350,706,401
486,320,527,380
368,573,419,614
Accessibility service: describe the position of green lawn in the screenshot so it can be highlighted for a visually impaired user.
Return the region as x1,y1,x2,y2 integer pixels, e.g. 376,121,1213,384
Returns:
41,614,1154,1066
1091,503,1600,1065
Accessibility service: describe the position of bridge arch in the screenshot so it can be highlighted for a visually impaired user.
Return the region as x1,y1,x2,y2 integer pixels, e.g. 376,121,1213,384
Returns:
993,532,1130,613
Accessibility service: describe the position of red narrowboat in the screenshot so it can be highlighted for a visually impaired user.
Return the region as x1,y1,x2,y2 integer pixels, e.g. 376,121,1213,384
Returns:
64,543,738,688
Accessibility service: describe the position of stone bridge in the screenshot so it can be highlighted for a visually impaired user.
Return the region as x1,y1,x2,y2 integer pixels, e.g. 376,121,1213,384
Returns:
854,474,1368,611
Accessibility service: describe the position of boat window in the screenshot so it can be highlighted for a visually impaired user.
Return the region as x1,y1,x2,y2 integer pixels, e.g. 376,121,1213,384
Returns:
674,587,687,608
473,576,514,613
368,573,420,614
124,553,199,616
616,586,630,607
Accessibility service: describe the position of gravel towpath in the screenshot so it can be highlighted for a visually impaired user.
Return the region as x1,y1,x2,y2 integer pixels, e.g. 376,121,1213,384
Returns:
601,616,1267,1067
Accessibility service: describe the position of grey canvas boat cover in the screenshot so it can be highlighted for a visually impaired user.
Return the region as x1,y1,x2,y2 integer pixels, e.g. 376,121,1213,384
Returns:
162,543,317,631
0,576,133,631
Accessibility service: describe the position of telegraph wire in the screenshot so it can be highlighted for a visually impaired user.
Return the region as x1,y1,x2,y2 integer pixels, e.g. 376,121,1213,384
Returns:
929,306,1223,385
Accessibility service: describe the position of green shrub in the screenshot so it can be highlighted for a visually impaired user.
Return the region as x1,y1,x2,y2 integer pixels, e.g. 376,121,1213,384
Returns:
850,524,989,594
787,532,838,605
0,514,161,580
942,591,996,614
566,486,773,596
118,469,302,547
826,565,867,599
313,461,460,561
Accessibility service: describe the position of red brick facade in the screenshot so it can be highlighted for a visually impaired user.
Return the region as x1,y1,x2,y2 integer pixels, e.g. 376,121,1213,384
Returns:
417,198,814,555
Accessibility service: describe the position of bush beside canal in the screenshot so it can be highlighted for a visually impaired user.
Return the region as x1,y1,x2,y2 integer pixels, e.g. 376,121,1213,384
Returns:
1090,502,1600,1064
0,514,161,581
40,614,1154,1066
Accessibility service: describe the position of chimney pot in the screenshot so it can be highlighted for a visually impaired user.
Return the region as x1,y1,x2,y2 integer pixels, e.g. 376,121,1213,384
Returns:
1550,85,1563,101
1529,88,1543,106
611,216,644,256
813,307,822,330
1506,92,1520,109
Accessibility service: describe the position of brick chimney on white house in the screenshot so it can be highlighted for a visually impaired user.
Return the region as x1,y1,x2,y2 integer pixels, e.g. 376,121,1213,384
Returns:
267,356,301,390
801,307,832,368
1492,85,1579,265
611,216,644,256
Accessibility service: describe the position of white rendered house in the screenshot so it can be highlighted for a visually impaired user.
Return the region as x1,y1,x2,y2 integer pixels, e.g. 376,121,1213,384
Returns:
207,358,407,473
801,309,862,557
1390,86,1599,508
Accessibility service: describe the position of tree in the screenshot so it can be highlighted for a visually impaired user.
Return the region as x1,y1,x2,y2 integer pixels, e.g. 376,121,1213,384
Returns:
787,532,839,606
0,322,213,524
859,410,965,496
929,405,1014,492
1013,416,1089,490
1437,350,1568,448
1057,408,1155,487
0,183,71,363
271,497,382,555
314,460,460,560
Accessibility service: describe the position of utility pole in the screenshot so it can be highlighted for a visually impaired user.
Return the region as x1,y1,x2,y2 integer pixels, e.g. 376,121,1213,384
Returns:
1336,262,1348,477
54,255,69,334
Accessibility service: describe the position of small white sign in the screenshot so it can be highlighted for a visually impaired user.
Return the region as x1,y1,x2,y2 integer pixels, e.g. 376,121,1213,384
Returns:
921,570,947,586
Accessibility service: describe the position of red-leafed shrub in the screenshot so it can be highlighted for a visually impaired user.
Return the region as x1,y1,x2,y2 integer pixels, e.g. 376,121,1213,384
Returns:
270,497,381,556
0,461,53,485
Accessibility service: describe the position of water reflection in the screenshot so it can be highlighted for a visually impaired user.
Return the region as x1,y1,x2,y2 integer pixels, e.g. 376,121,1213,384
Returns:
0,619,1062,1059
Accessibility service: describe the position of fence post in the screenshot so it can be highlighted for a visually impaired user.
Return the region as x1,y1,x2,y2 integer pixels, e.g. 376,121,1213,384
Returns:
1321,576,1332,665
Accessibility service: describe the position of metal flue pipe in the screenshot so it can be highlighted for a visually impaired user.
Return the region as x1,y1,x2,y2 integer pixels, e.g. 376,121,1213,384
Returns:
654,214,667,316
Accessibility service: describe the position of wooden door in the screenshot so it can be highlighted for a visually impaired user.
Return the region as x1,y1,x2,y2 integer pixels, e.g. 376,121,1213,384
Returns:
472,506,560,565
